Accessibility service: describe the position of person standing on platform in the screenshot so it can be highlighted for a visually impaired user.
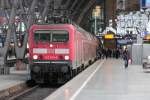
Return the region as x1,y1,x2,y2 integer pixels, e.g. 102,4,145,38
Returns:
123,49,129,68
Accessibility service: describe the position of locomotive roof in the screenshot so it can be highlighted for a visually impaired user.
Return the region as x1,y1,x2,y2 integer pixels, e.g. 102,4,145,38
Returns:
31,23,97,41
76,25,96,40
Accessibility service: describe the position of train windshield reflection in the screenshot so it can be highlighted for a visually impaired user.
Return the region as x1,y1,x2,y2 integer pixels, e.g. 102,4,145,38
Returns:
34,30,69,42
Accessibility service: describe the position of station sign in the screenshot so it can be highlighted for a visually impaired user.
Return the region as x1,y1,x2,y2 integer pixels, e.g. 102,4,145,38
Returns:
104,34,114,39
146,34,150,40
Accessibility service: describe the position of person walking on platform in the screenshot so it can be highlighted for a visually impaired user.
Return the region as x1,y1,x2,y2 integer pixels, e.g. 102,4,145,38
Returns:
105,48,108,59
123,49,129,68
102,48,106,59
116,48,120,59
96,47,101,59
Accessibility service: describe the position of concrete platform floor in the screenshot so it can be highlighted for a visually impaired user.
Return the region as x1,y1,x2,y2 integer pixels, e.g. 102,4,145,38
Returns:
45,59,150,100
75,59,150,100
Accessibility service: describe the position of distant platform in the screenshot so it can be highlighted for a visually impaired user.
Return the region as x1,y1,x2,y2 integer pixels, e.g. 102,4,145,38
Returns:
0,67,29,99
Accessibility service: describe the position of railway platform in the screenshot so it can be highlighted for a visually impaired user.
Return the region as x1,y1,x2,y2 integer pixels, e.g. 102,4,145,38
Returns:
45,59,150,100
0,66,29,99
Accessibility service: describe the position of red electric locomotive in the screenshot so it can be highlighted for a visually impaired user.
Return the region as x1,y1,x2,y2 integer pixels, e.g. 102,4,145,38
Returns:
28,24,98,83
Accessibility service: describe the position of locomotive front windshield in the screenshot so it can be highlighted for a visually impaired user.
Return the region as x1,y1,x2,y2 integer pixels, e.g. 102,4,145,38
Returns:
34,30,69,42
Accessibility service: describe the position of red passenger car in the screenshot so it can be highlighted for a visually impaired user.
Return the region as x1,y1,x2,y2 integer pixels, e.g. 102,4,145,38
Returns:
28,24,98,83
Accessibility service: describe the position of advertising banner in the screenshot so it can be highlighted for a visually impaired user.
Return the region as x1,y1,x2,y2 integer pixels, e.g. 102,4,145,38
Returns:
141,0,150,8
117,0,125,10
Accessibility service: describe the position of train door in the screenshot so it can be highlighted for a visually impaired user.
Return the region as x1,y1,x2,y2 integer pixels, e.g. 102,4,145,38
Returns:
74,31,78,68
81,40,84,64
75,32,82,67
78,33,82,65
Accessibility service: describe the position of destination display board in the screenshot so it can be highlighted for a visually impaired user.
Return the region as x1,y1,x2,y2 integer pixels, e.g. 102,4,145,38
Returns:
104,34,114,39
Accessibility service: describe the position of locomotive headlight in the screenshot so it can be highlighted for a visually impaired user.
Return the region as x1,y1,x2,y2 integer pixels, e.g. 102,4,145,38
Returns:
33,55,38,60
64,55,69,60
50,44,53,47
27,43,29,49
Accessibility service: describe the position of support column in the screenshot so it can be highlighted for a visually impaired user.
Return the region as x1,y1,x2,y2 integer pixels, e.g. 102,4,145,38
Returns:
0,0,19,74
14,0,38,59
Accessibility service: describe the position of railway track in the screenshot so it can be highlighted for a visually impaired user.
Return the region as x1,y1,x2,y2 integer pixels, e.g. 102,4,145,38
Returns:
8,84,59,100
